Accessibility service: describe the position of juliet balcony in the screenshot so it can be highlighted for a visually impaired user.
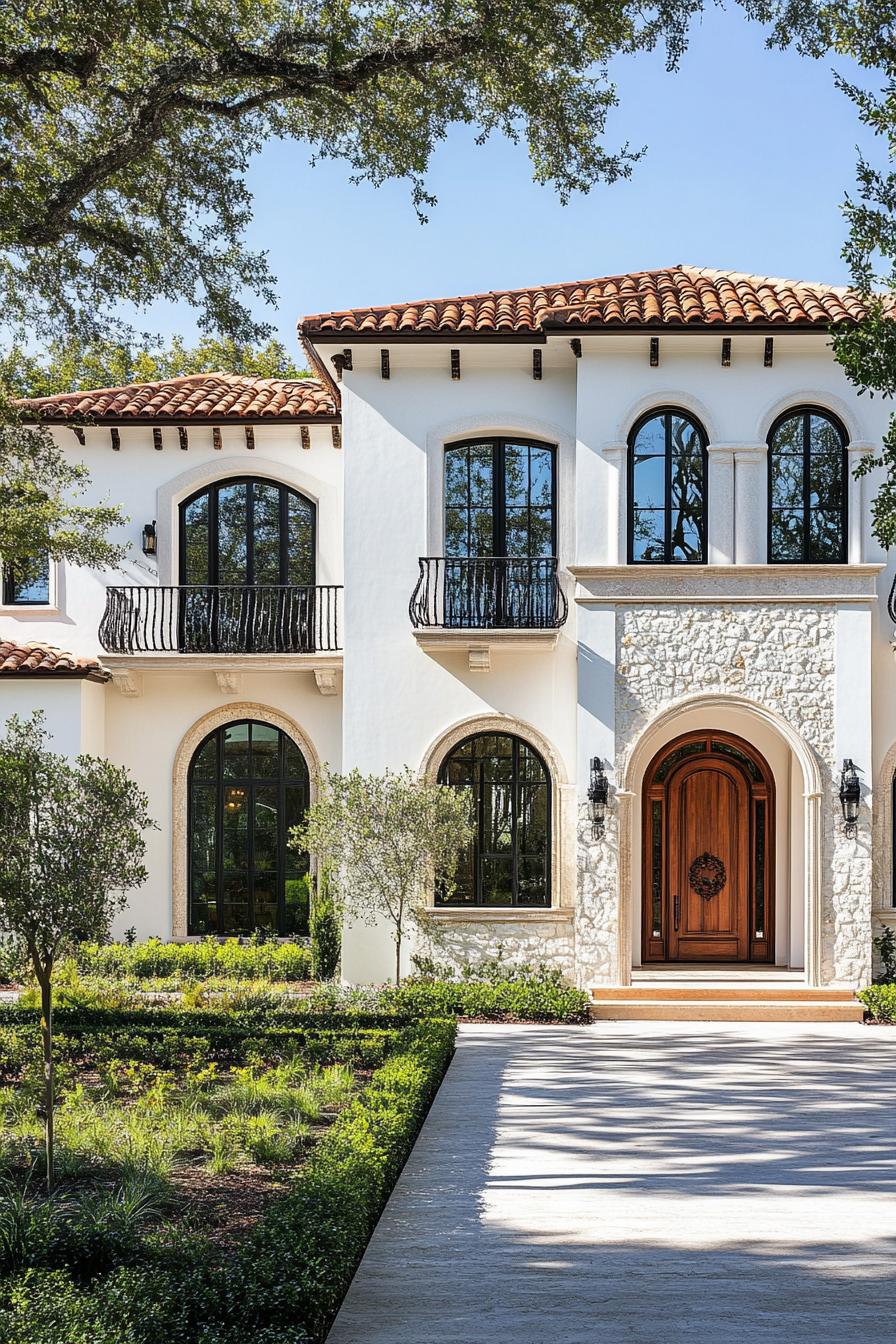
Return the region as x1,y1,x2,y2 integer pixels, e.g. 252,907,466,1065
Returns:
409,557,567,670
100,584,343,654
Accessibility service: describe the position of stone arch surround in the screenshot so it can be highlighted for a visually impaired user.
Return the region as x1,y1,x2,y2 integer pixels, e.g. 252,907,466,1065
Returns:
171,702,320,937
416,712,578,980
615,692,823,984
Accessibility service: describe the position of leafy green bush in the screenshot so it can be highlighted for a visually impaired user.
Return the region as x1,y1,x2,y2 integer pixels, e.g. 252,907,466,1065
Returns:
0,936,27,987
872,927,896,982
857,983,896,1022
309,891,340,982
384,975,589,1023
77,937,312,984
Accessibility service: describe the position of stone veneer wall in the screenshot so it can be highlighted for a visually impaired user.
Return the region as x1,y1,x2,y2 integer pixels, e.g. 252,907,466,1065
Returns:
414,916,577,981
575,601,871,986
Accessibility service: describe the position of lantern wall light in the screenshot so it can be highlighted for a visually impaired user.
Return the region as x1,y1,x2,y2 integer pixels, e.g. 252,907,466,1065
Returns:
839,758,861,839
588,757,609,839
142,520,157,556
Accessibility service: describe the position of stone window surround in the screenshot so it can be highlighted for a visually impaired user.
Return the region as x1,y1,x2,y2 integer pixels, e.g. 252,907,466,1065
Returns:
171,701,320,938
418,712,577,920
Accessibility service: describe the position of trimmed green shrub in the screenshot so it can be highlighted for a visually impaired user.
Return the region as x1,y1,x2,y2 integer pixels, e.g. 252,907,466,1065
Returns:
77,938,312,984
309,892,340,982
857,983,896,1022
382,975,589,1023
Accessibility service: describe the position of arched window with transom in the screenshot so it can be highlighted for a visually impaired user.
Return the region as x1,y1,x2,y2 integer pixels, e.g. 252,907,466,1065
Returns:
188,719,310,936
437,732,550,907
628,408,708,563
768,408,847,562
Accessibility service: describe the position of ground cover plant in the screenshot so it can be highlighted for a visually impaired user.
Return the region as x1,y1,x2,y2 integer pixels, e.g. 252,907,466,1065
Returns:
77,935,313,985
0,997,456,1343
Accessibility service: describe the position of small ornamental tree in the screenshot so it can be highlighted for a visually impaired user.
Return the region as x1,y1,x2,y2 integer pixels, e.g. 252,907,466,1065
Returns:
0,714,154,1191
292,767,473,985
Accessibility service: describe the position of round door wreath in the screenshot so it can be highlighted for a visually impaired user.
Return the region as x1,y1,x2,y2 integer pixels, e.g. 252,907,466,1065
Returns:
688,851,727,900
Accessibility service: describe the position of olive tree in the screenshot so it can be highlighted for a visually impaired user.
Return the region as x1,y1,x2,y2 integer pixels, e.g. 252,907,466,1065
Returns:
0,714,154,1191
291,766,473,984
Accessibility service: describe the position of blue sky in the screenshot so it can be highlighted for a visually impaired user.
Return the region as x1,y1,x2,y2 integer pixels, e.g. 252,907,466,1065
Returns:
148,5,880,355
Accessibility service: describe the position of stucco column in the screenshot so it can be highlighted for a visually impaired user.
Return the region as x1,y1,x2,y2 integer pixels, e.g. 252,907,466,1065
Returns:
846,442,870,565
706,443,735,564
602,442,627,565
733,444,768,564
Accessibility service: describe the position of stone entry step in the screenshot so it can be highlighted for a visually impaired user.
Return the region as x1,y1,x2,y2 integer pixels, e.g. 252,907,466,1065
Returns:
590,983,864,1022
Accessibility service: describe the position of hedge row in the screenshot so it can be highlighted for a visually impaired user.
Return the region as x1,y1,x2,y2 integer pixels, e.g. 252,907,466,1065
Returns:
381,975,590,1023
77,938,313,983
857,984,896,1022
0,1018,457,1344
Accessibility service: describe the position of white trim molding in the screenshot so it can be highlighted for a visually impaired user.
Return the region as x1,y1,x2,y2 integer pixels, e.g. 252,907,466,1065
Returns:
171,702,320,937
616,389,719,445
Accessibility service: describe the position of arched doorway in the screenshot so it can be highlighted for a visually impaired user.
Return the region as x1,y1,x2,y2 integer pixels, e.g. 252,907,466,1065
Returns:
642,730,774,963
187,718,310,936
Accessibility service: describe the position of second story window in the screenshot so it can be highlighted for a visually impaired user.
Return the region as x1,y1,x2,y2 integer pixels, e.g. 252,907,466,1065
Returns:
2,557,50,606
628,409,708,564
180,477,315,586
444,438,556,559
768,408,847,563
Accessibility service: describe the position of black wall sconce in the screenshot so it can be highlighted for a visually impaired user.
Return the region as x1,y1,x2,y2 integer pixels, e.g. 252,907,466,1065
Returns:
588,757,609,839
839,758,861,838
142,520,157,556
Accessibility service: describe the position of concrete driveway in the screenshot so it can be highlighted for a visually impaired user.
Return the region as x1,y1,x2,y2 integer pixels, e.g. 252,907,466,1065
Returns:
326,1021,896,1344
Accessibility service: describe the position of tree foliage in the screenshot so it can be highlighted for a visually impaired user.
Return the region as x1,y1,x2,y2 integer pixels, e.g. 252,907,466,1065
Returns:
292,766,473,984
0,0,816,343
0,714,153,1190
0,335,308,400
0,404,128,584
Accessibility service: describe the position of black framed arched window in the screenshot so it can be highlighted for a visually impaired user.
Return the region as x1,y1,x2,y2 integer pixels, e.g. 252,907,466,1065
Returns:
628,408,708,563
768,408,848,563
438,732,550,907
180,477,315,586
188,720,310,936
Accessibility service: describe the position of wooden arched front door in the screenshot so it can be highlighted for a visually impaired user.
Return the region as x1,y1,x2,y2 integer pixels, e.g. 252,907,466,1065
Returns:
642,731,774,963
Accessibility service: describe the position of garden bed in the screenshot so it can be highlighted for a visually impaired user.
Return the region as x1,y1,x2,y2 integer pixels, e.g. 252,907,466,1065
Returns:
0,1002,456,1344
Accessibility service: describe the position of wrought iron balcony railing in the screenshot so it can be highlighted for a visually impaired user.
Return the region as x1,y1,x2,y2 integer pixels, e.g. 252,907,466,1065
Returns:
99,584,343,654
409,557,567,630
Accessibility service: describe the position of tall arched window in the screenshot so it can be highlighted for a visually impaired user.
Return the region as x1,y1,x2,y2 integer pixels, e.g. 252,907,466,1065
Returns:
768,408,847,562
438,732,550,907
180,477,315,586
178,478,316,651
628,409,708,563
188,719,310,936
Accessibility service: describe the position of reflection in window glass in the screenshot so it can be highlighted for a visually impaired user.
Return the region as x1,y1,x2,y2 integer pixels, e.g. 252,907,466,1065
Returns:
180,479,315,586
768,409,847,562
188,720,310,936
3,556,50,605
438,732,550,907
629,410,707,563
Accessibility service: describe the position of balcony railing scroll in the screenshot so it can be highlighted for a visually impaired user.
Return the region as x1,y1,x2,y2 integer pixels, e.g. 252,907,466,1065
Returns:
99,584,342,654
409,557,567,630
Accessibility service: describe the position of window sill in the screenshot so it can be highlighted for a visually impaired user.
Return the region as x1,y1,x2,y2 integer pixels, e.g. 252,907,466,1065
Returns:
0,605,60,618
422,906,574,923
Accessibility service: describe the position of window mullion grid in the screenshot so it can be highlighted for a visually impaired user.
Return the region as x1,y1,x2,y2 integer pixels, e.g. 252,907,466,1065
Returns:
803,411,811,562
279,484,288,586
664,412,672,563
476,755,485,906
209,486,219,587
511,738,519,906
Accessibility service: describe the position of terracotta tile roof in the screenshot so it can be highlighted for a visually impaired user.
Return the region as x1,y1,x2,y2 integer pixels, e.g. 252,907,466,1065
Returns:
16,373,338,422
0,641,110,681
301,265,874,338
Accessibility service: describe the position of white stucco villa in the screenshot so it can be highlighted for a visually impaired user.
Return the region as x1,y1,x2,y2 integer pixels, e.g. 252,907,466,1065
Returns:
3,265,894,1015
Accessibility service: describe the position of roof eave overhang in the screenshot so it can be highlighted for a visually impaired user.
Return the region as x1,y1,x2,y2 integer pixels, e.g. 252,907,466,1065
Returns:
303,321,839,344
19,412,341,427
0,668,110,683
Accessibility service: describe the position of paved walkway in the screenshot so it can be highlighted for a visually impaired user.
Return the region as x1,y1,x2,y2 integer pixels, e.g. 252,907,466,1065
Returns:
326,1021,896,1344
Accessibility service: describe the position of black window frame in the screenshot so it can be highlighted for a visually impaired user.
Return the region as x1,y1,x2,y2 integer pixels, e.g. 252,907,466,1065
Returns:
437,731,552,908
443,437,558,558
187,719,311,937
767,406,848,565
627,407,709,565
2,558,51,606
179,476,317,586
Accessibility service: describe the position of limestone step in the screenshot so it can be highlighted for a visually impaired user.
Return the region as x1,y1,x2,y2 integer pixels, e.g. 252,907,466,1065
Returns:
588,997,864,1023
594,985,858,1002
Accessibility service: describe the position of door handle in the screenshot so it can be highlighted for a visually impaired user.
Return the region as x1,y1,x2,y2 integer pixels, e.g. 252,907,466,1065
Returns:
673,894,681,932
